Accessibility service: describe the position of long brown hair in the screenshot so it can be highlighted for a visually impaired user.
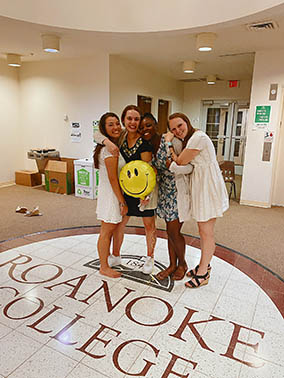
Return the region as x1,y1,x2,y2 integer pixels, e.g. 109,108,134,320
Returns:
168,112,195,148
121,105,142,126
93,112,120,169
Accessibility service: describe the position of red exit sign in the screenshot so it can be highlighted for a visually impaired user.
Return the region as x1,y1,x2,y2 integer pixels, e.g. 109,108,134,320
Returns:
228,80,239,88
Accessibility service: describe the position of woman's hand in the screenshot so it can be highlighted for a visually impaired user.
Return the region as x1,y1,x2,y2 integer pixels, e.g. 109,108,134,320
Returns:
140,197,150,207
119,202,128,216
166,158,172,169
164,132,174,143
104,139,119,157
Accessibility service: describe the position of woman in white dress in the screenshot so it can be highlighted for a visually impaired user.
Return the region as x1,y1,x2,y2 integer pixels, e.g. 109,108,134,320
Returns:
165,112,229,288
93,112,128,278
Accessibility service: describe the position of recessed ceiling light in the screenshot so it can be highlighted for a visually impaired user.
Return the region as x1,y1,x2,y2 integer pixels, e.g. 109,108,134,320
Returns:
42,34,60,53
196,33,217,52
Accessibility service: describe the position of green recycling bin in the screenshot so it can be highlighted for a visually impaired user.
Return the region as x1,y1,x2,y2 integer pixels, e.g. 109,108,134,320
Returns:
74,158,99,199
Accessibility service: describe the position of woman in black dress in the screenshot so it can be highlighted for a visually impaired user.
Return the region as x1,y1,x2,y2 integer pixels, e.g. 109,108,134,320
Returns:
95,105,156,274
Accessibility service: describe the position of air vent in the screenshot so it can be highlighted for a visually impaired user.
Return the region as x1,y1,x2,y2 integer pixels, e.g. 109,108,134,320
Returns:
246,20,278,31
219,52,255,58
180,77,221,83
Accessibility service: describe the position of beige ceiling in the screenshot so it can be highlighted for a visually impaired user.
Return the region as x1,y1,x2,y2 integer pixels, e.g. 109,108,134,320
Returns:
0,0,283,32
1,2,284,82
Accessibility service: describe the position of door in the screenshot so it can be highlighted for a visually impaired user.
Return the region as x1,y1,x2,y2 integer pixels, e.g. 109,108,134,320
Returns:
158,99,169,134
231,108,248,165
137,95,152,114
203,101,248,165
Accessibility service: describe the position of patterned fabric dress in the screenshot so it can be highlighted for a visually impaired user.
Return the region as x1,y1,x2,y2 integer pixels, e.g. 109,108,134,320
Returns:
120,136,154,217
152,136,179,222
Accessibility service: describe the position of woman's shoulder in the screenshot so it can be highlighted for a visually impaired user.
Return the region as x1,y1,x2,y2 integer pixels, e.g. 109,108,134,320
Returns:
192,129,208,140
101,147,114,160
194,129,205,136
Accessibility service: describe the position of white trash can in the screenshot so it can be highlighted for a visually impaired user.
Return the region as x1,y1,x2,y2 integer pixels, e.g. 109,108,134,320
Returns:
74,158,99,199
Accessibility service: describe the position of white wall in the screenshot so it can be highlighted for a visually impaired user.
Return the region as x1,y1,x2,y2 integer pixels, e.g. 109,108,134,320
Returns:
241,50,284,207
272,97,284,206
0,60,21,183
110,55,184,118
19,55,110,171
183,79,252,128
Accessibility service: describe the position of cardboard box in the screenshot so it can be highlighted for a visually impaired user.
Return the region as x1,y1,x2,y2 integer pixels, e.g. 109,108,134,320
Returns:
36,157,60,174
45,158,75,194
15,170,42,187
27,150,60,174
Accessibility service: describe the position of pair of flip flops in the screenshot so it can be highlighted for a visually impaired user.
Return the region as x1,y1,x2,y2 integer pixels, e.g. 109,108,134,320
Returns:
15,206,42,217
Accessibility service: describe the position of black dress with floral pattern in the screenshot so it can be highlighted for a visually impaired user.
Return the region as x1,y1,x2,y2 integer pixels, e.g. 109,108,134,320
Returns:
120,136,154,217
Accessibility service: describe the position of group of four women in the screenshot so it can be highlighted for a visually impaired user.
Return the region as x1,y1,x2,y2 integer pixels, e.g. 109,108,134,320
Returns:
93,105,229,288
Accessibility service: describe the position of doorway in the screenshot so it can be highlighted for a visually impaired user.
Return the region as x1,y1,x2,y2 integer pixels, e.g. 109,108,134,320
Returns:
202,100,248,169
137,95,152,114
158,99,169,134
202,100,249,200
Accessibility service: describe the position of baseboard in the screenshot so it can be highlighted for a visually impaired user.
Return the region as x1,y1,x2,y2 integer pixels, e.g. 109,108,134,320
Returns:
0,181,15,188
239,199,271,208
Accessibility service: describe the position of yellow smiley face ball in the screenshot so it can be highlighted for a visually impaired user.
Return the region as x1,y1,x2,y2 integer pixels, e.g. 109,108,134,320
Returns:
119,160,156,199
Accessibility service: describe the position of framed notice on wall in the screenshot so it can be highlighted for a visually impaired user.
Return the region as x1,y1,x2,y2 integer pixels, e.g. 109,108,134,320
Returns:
254,105,271,128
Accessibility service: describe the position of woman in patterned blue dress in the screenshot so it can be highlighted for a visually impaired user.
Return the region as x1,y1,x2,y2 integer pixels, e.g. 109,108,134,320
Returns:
139,113,189,280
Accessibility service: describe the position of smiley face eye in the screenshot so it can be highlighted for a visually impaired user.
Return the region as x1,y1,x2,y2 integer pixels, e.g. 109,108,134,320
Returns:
134,168,138,176
127,170,131,178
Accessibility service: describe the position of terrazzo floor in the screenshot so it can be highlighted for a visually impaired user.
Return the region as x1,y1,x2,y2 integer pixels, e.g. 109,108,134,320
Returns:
0,226,283,378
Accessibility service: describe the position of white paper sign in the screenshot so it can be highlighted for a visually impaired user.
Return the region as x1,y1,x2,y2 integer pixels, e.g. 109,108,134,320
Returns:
71,122,82,143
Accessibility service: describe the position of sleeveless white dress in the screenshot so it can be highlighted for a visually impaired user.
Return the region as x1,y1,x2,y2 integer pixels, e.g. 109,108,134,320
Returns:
96,148,125,224
186,130,229,222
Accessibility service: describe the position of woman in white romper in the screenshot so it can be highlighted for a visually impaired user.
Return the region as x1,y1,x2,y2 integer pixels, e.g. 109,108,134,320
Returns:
93,112,128,278
166,112,229,288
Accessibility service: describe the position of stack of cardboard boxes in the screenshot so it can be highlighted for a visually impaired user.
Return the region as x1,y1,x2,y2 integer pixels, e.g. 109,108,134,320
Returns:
15,150,75,195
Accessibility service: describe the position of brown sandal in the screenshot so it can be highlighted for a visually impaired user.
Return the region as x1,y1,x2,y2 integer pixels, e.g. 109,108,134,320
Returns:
156,266,176,281
186,264,211,278
185,271,210,289
172,264,187,281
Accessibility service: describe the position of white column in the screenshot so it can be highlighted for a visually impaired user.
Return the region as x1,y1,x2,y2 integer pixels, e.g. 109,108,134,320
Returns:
240,50,284,207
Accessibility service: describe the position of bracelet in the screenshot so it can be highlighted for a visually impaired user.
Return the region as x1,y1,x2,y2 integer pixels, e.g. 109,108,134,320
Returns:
119,202,127,207
167,142,173,147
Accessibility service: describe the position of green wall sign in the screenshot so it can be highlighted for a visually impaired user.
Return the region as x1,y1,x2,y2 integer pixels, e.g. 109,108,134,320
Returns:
255,105,271,124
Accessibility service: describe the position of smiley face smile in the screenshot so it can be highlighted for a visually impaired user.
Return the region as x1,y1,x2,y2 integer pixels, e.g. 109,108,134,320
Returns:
119,161,156,199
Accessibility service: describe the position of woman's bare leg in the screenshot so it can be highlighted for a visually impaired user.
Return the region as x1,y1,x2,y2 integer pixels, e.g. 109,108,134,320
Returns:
98,221,121,278
156,235,177,280
112,216,129,257
142,216,157,258
186,218,216,286
197,218,216,274
156,218,185,280
167,219,187,280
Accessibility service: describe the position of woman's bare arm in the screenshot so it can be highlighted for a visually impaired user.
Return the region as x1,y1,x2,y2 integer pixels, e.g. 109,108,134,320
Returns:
105,156,128,215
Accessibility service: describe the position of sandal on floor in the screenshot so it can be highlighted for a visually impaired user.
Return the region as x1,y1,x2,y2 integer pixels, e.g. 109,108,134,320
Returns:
156,267,176,281
185,271,210,289
172,264,187,281
186,264,211,278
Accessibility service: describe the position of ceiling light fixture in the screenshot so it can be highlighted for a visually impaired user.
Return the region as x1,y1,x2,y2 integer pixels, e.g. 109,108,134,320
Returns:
207,75,216,85
42,34,60,53
7,53,21,67
183,60,196,73
196,32,217,51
